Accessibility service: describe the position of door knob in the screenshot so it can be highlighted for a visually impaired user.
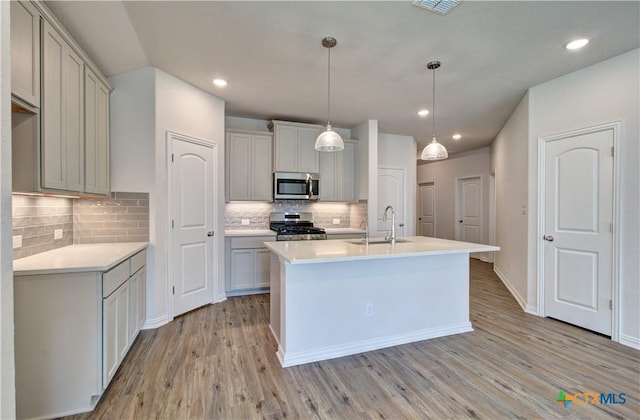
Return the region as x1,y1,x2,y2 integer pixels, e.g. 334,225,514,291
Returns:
543,234,554,242
207,231,215,237
459,220,463,223
418,218,422,221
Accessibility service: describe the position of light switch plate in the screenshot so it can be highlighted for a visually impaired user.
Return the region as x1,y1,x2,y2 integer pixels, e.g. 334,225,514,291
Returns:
54,229,63,240
241,219,250,226
13,235,22,249
332,219,340,225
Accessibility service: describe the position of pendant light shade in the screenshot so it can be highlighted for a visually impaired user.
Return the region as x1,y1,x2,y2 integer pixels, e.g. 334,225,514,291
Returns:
420,61,448,161
315,37,344,152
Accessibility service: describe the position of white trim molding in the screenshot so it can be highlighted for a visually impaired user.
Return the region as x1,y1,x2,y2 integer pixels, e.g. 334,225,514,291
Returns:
619,334,640,351
494,266,527,311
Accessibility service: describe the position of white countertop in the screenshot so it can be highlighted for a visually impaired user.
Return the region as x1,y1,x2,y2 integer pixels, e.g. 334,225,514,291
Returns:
14,242,149,276
264,236,499,264
225,229,276,237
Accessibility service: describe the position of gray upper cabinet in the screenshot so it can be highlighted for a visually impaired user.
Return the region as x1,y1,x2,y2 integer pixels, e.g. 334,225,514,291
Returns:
226,130,273,201
84,67,110,195
11,0,40,107
270,120,321,173
11,2,111,196
319,139,358,202
42,20,84,192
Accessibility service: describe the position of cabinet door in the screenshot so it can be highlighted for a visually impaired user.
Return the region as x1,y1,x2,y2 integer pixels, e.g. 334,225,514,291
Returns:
42,21,84,192
297,127,320,173
103,281,129,388
128,268,146,344
319,152,337,201
41,21,66,190
230,249,254,290
254,249,271,288
338,140,357,202
63,46,84,192
84,68,110,195
251,135,272,200
10,0,40,107
273,125,298,172
227,132,252,200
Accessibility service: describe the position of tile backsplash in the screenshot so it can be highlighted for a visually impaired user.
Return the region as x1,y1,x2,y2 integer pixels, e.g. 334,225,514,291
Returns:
225,201,368,230
12,195,74,259
73,192,149,244
12,192,149,260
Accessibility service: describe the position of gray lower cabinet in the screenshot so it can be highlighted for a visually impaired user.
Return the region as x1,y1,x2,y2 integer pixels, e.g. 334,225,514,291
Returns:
14,250,146,419
225,236,273,296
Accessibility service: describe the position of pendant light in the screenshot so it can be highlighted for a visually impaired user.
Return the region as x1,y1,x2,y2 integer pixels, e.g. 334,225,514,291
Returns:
315,37,344,152
420,61,448,161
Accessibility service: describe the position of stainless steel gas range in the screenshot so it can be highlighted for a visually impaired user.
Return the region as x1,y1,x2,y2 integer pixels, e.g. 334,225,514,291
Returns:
269,212,327,241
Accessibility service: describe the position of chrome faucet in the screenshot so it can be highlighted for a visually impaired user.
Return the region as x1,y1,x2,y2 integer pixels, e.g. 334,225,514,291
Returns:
359,218,369,244
383,205,396,244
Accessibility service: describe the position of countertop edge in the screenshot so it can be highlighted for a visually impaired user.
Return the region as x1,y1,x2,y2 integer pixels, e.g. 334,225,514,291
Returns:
14,242,149,276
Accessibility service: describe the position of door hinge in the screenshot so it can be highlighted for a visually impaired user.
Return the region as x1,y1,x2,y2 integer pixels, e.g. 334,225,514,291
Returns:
611,146,614,157
610,223,613,233
609,299,612,310
172,286,175,295
171,153,174,162
172,220,174,229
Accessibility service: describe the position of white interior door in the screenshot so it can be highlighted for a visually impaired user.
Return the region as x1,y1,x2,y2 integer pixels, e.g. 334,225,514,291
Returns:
377,167,405,238
418,182,435,237
170,133,216,317
457,177,481,243
543,127,613,335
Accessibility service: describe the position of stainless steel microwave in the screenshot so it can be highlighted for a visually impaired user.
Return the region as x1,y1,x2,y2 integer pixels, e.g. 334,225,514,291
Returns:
273,172,319,200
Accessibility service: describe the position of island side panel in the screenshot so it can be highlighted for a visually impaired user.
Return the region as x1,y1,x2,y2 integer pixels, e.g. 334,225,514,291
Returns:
279,253,471,367
269,252,282,346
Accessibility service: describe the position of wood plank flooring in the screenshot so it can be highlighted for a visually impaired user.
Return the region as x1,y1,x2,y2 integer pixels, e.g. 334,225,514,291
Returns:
67,260,639,419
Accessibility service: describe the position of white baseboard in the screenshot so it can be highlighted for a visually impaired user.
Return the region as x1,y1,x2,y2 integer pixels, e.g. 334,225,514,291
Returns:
142,314,170,330
277,322,473,367
215,293,227,303
525,304,538,316
493,266,527,312
619,334,640,350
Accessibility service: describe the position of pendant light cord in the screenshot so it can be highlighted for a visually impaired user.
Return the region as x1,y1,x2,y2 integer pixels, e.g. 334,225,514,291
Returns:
431,65,436,140
327,45,331,126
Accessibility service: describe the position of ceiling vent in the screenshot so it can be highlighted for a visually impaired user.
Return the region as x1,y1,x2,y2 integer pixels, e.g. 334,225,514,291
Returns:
412,0,460,15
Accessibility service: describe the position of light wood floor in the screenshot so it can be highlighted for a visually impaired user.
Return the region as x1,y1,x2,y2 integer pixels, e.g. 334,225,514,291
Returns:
68,260,639,419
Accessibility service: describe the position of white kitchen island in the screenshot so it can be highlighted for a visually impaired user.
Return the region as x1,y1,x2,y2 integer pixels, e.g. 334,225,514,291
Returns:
264,236,499,367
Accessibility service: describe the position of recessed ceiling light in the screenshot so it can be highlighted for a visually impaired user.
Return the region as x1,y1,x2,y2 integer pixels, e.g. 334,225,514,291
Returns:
566,38,590,50
418,109,429,117
213,78,228,87
452,133,462,140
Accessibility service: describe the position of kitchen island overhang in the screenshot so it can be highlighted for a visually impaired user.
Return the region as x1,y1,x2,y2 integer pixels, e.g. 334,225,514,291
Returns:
265,237,499,367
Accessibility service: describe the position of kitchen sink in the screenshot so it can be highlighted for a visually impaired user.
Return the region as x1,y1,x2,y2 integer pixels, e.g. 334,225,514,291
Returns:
346,238,412,245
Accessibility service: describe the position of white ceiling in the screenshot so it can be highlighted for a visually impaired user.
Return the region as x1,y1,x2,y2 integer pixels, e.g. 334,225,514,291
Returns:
45,1,640,155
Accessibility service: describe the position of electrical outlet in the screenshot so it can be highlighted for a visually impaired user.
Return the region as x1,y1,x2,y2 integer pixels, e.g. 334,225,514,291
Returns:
365,303,373,317
54,229,63,240
332,218,340,225
241,219,250,226
13,235,22,249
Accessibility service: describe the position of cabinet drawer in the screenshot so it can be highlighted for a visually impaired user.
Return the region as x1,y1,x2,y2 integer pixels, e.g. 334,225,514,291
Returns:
130,250,146,274
103,260,129,298
230,236,273,249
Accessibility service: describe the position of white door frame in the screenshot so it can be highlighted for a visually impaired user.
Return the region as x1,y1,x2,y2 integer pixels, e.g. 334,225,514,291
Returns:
537,121,621,341
455,175,483,242
488,173,496,263
167,131,219,318
417,180,436,237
